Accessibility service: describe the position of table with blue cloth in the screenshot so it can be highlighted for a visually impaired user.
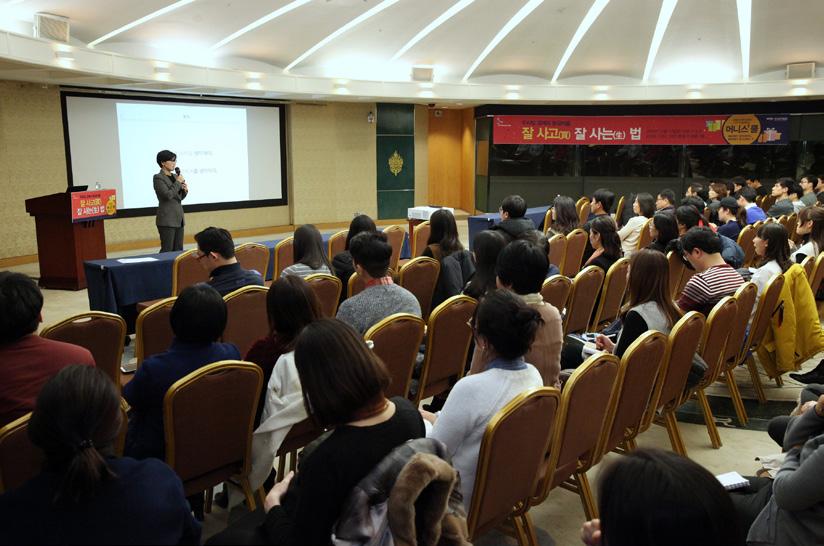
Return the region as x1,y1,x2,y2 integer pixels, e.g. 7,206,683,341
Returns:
85,232,410,317
467,205,550,250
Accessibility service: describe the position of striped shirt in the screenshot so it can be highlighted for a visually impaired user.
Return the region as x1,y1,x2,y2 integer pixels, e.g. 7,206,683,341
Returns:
280,263,331,279
677,263,744,316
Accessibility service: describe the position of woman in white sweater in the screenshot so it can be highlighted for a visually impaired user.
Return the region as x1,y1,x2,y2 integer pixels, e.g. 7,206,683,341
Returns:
421,289,544,510
792,205,824,264
751,223,794,304
618,193,655,257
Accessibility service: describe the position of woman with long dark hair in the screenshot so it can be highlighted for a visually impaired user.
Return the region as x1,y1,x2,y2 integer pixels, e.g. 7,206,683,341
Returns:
463,230,507,300
332,214,377,296
423,209,474,308
646,212,679,254
751,223,794,297
618,193,655,256
224,319,424,545
582,448,742,546
0,366,200,544
561,249,680,369
281,224,334,279
246,276,322,426
583,215,622,273
793,205,824,263
547,195,579,237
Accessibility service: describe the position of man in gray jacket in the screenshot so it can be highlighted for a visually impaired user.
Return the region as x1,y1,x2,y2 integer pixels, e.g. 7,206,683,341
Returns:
154,149,188,252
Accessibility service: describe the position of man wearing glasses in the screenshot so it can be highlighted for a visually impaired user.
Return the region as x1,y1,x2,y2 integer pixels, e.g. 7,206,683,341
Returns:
194,227,264,296
676,227,744,316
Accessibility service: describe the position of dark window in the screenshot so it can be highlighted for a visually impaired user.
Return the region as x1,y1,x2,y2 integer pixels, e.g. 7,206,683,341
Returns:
582,145,680,177
685,144,798,179
489,144,575,176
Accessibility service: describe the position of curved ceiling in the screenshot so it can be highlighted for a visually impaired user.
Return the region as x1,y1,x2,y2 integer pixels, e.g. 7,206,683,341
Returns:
0,0,823,103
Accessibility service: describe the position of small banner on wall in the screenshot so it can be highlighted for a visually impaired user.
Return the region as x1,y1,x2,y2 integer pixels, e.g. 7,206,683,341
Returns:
493,114,790,146
71,189,117,222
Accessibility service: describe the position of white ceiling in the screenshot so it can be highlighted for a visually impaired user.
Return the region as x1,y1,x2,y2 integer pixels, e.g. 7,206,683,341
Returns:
0,0,823,103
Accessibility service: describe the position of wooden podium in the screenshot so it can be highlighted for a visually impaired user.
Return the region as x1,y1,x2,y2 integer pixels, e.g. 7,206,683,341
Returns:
25,191,110,290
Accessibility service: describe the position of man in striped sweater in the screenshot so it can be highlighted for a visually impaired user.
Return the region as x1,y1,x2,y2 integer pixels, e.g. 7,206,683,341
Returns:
676,227,745,316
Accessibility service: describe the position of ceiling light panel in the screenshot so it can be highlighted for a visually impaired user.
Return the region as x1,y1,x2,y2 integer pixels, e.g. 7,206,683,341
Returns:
89,0,197,48
463,0,544,81
736,0,751,80
551,0,610,82
285,0,402,72
212,0,312,50
391,0,476,61
643,0,678,81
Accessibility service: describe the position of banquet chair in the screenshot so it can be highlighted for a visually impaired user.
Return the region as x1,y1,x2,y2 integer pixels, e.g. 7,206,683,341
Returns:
364,313,426,399
40,311,126,390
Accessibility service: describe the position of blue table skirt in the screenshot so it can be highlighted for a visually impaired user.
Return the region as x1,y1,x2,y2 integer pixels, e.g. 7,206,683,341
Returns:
85,230,410,314
467,205,550,250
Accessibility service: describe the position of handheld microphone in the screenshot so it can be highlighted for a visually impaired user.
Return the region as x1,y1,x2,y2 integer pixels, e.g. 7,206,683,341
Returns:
174,167,181,177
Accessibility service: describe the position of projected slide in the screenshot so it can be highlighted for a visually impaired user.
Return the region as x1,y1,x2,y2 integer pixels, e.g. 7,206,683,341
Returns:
62,93,286,214
117,103,249,209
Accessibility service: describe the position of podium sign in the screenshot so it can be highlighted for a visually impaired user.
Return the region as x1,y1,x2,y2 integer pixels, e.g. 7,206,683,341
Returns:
71,189,117,222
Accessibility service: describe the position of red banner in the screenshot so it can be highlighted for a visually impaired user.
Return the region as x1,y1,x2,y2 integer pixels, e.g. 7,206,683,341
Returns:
493,114,789,146
71,189,117,222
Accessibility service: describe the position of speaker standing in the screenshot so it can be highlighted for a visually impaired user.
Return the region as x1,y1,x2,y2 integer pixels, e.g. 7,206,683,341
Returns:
154,149,188,252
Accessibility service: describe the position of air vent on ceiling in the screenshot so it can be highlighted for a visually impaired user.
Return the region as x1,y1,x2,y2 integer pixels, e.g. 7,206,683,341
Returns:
411,66,434,82
34,13,70,43
786,62,815,80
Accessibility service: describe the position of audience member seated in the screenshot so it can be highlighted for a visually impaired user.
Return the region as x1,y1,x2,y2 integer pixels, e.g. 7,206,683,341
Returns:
518,229,561,277
248,278,322,488
581,448,742,546
767,178,797,218
468,240,562,387
546,195,580,237
462,230,507,300
336,232,421,334
790,182,805,214
618,193,655,256
245,276,321,427
731,176,747,197
0,272,94,428
645,212,679,254
738,187,768,224
716,196,742,241
560,249,680,370
655,189,676,213
792,205,824,263
583,215,622,274
766,385,824,447
676,228,745,316
730,395,824,546
0,366,201,545
707,181,729,223
212,319,425,546
423,289,544,511
584,188,615,228
748,176,771,198
332,214,377,303
751,223,793,299
123,284,240,460
676,205,744,268
491,194,535,241
800,174,818,207
195,226,264,296
281,224,334,279
422,209,475,309
684,181,708,208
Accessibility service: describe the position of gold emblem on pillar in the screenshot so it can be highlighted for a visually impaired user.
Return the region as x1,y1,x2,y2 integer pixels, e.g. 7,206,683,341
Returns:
388,150,404,176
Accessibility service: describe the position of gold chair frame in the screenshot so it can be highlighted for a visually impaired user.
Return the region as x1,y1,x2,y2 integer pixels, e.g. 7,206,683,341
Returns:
589,257,630,331
273,236,294,279
466,387,561,546
234,242,270,280
327,230,348,261
413,295,477,406
171,249,209,296
364,313,426,399
134,296,177,366
305,273,343,318
163,360,262,510
40,311,127,388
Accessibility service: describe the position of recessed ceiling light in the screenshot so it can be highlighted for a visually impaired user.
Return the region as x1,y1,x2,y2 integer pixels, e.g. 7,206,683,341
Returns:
552,0,610,82
89,0,197,48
